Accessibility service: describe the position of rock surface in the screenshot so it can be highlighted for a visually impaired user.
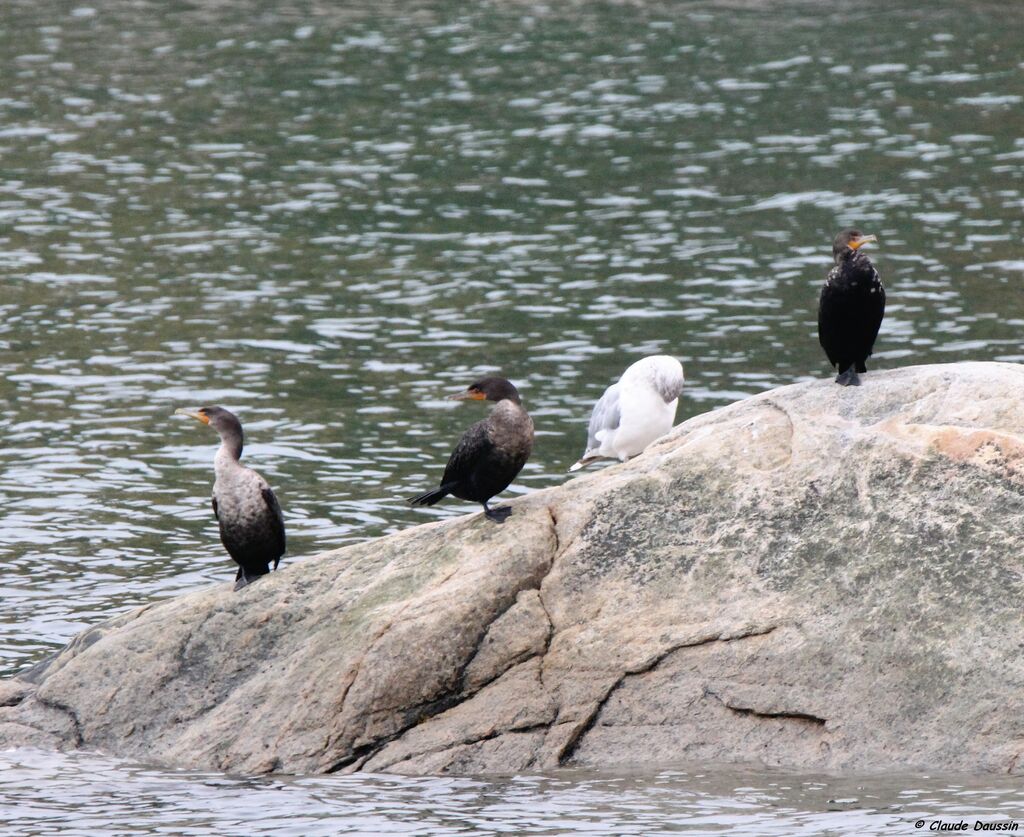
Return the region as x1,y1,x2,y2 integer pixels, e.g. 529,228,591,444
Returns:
3,362,1024,776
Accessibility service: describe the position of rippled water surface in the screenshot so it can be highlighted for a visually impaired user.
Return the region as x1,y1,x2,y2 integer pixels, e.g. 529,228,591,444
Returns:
1,0,1022,831
3,750,1024,836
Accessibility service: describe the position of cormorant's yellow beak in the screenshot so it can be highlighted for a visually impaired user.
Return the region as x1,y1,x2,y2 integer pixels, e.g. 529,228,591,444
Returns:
449,390,486,401
849,234,877,250
175,407,210,425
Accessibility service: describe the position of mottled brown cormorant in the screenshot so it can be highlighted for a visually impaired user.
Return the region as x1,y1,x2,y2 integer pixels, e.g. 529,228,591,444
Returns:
176,406,285,590
818,229,885,386
570,355,684,471
409,376,534,522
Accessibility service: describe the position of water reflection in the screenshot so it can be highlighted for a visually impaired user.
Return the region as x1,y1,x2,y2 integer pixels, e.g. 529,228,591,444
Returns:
0,0,1021,681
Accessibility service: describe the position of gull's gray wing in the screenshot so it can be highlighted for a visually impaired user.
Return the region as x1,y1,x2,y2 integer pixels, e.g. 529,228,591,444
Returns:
586,383,622,451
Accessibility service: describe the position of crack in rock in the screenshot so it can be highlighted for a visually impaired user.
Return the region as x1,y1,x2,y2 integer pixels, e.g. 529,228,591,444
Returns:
458,592,541,695
326,513,561,772
33,693,84,747
0,685,31,708
557,625,779,765
324,689,466,774
703,688,827,726
1006,749,1023,774
321,597,420,756
380,722,551,773
321,561,478,757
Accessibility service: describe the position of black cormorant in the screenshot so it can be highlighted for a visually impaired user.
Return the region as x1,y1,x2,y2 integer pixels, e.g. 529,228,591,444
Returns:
176,406,286,590
818,229,885,386
409,376,534,522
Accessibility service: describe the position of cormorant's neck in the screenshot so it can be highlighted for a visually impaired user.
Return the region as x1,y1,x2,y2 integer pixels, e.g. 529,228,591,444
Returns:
836,248,866,267
214,429,243,469
491,398,523,413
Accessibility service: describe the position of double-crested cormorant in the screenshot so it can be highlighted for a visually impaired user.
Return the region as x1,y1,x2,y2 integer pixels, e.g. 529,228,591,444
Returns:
176,406,286,590
569,355,684,471
409,376,534,522
818,229,885,386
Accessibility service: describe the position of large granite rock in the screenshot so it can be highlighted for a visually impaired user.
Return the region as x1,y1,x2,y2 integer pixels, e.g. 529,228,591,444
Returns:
3,362,1024,776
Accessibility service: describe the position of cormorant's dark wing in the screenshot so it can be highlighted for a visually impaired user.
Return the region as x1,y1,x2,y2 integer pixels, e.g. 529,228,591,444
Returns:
852,266,886,371
441,419,494,488
261,486,286,568
211,496,219,521
817,267,843,367
868,267,886,345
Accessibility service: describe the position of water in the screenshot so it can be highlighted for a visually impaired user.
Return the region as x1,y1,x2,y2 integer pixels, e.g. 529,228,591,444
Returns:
0,0,1022,831
3,751,1024,836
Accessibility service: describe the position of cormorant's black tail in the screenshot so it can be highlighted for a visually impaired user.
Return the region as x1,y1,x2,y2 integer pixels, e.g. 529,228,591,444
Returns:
409,485,451,507
835,366,862,387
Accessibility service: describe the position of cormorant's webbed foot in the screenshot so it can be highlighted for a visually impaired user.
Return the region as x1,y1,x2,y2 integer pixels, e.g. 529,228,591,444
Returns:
835,367,862,387
233,565,270,591
483,504,512,523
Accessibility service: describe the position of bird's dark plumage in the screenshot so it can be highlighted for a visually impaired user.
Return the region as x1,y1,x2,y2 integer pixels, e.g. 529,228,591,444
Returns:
177,405,286,590
410,376,534,522
260,487,286,571
818,229,885,386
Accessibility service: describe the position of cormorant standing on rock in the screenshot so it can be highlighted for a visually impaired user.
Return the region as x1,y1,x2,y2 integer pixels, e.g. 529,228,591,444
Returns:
176,406,285,590
818,229,885,386
409,376,534,523
569,355,684,471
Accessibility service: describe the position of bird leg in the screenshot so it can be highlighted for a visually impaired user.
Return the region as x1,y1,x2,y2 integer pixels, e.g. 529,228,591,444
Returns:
835,366,862,387
482,502,512,523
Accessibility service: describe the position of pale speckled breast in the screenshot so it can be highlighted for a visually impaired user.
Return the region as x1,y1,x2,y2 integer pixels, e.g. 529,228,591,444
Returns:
486,400,534,457
213,467,276,546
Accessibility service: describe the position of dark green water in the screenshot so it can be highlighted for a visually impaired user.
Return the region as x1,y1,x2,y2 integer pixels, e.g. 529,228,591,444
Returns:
1,0,1022,831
